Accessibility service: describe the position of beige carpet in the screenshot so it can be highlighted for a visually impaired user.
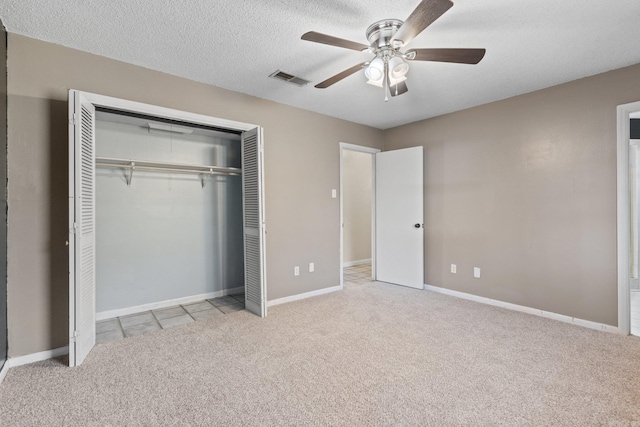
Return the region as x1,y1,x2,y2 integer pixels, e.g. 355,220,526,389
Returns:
1,282,640,426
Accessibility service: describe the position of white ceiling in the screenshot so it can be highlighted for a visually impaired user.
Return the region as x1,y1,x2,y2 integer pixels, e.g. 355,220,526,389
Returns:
2,0,640,129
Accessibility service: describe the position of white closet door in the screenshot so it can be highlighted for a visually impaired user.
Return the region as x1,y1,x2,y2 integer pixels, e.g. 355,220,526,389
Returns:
242,127,267,317
68,90,97,366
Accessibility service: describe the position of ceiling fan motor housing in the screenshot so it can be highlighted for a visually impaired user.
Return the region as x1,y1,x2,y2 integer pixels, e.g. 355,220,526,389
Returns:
365,19,410,87
366,19,404,50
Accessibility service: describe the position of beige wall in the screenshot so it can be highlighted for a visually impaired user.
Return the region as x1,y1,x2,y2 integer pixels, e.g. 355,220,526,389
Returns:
384,62,640,326
9,31,640,357
342,149,372,264
7,34,384,357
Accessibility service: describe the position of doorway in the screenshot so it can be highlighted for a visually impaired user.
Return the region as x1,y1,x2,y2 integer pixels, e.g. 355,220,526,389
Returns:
616,101,640,336
340,143,379,287
340,143,380,288
339,143,425,289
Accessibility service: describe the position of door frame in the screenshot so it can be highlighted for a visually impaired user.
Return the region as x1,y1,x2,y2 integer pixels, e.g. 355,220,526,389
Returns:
339,143,380,287
616,100,640,335
69,90,266,365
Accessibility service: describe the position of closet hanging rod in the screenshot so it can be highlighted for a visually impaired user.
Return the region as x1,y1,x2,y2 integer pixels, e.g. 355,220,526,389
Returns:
95,156,242,176
95,163,242,177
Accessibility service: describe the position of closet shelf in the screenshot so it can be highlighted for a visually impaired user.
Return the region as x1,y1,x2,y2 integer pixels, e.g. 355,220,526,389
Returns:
95,156,241,187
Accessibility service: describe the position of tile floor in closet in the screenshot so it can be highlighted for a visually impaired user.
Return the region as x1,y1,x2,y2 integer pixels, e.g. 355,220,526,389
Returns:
96,294,245,345
98,265,373,345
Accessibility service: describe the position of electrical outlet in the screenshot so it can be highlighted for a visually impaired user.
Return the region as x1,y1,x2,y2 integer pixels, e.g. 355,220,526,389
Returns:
474,267,481,278
451,264,457,274
309,262,315,273
294,266,300,276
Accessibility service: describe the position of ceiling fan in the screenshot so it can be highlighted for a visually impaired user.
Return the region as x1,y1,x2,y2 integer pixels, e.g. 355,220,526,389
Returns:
301,0,486,101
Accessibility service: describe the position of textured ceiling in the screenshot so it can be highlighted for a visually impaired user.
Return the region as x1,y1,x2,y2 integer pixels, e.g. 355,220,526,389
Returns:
2,0,640,129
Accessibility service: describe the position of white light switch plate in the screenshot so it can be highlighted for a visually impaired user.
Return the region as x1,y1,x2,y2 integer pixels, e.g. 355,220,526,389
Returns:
294,266,300,276
474,267,481,278
451,264,456,274
331,189,337,198
309,262,314,273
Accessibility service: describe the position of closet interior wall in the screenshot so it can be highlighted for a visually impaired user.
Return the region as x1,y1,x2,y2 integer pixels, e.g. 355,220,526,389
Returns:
94,111,244,316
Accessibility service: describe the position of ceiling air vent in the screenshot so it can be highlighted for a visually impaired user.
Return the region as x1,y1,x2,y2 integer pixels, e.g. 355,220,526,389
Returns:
269,70,310,87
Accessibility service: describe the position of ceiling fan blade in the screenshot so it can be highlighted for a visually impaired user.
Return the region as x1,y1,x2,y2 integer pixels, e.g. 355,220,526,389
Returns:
392,0,453,47
390,81,408,97
407,48,486,64
301,31,369,52
315,63,366,89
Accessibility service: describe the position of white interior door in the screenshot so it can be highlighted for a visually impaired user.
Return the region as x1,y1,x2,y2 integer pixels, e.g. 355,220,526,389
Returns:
375,146,424,289
242,127,267,317
68,90,97,366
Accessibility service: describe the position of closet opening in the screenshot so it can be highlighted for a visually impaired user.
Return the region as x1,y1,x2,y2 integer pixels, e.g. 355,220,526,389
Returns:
69,90,267,366
93,109,246,343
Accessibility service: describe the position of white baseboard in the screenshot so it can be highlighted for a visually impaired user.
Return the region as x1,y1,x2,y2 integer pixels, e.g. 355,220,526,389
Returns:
267,285,342,307
8,346,69,368
343,259,372,267
424,284,619,334
0,359,9,384
96,287,245,321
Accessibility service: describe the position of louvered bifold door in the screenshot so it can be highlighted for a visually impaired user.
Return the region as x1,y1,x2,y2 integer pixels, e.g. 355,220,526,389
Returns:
242,127,267,317
68,90,97,366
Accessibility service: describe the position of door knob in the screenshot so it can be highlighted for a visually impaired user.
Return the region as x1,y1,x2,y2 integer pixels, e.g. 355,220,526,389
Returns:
414,223,421,228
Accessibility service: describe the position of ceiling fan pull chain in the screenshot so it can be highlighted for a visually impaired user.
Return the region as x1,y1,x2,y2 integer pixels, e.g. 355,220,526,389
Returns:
384,60,389,102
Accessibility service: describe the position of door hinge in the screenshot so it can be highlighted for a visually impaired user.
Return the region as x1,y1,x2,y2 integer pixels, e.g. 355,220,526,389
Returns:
71,331,78,342
71,222,78,234
71,113,78,126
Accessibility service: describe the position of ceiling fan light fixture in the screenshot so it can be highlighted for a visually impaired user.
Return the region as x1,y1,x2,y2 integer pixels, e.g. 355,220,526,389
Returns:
365,57,384,82
367,74,406,88
389,56,409,79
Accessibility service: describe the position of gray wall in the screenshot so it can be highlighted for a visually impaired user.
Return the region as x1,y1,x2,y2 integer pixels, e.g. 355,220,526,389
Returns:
342,150,372,264
95,119,243,313
384,62,640,326
0,20,7,368
6,34,383,357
